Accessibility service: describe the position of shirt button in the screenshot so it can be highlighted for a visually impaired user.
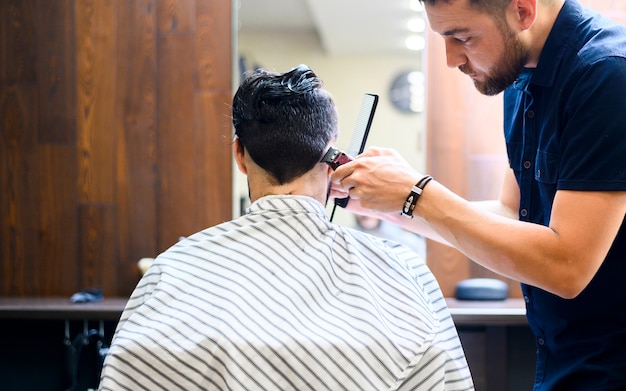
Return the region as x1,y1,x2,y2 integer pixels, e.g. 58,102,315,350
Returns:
520,209,528,217
538,338,545,346
523,160,532,169
524,295,530,304
527,110,535,118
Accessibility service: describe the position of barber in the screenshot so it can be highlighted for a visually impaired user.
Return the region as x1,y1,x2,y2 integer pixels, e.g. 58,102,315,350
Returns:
331,0,626,389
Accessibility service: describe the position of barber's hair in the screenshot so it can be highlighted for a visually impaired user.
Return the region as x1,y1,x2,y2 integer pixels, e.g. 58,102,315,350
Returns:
419,0,511,16
232,65,338,185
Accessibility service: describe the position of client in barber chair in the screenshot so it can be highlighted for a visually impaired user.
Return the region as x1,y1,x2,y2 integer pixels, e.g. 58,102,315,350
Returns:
99,65,474,391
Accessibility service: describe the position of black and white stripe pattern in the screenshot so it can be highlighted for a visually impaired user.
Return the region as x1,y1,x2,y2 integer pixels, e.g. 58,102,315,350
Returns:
100,195,473,390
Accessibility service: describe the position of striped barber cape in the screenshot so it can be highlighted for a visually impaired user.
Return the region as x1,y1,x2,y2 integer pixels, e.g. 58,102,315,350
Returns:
99,195,474,391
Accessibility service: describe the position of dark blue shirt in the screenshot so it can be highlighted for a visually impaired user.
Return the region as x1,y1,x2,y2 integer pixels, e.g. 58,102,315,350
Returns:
503,1,626,390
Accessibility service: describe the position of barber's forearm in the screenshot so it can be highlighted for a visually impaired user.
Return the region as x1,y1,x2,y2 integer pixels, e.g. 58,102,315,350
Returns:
382,209,451,245
413,180,534,277
379,182,518,246
471,199,519,220
412,180,589,298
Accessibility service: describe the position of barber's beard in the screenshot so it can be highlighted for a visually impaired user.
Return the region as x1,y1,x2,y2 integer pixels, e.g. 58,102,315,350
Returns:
464,25,530,96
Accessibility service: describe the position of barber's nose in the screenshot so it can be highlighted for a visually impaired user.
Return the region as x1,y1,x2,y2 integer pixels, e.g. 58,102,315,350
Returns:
445,42,467,69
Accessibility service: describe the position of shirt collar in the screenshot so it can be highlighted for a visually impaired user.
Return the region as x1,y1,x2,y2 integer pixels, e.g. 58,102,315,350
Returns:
246,195,329,219
513,68,534,91
528,0,581,87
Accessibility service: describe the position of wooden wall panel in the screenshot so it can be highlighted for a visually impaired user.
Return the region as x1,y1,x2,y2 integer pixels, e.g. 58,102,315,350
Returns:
0,1,39,296
0,0,37,83
157,33,197,248
157,0,196,35
0,0,233,297
156,0,233,250
35,0,77,144
76,0,118,205
194,91,234,227
78,205,118,295
38,145,78,295
0,84,40,295
197,0,232,91
115,0,158,282
194,0,233,228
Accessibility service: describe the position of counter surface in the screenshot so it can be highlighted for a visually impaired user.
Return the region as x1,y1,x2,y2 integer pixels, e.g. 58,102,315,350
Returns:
0,297,528,325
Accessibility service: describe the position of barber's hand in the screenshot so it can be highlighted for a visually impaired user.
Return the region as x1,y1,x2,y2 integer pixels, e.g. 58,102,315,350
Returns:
331,147,422,213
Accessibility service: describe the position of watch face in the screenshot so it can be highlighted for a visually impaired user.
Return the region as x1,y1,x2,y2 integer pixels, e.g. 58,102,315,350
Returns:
389,70,424,114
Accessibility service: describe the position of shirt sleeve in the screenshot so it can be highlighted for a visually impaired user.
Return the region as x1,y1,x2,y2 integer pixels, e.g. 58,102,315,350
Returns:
558,56,626,191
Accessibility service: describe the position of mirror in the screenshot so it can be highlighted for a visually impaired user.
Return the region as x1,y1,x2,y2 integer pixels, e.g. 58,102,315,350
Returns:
235,0,427,225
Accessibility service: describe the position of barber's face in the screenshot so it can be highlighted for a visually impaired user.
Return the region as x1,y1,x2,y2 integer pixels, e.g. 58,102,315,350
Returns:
473,22,529,95
426,0,530,96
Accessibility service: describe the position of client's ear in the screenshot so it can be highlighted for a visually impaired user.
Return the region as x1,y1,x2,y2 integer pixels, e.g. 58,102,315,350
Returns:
326,163,334,176
233,138,248,174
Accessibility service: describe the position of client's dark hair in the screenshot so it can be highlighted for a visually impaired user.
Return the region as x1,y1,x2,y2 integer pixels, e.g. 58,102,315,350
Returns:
232,64,338,185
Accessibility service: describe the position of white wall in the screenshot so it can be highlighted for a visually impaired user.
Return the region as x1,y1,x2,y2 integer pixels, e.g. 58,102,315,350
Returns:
235,30,426,226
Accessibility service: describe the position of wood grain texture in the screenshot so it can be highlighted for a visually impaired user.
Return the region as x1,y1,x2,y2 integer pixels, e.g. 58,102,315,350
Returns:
115,0,159,293
35,0,77,144
78,204,118,295
1,1,39,295
196,0,232,91
0,84,39,295
194,91,233,227
0,0,37,83
38,145,79,295
76,0,118,205
157,33,197,249
1,0,233,297
157,0,196,35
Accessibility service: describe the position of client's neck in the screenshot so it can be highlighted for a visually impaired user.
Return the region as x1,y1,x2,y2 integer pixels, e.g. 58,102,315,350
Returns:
248,166,330,205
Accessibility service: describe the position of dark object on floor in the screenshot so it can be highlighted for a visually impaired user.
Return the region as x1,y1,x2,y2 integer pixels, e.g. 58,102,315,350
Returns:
455,278,508,301
70,288,103,303
64,320,109,391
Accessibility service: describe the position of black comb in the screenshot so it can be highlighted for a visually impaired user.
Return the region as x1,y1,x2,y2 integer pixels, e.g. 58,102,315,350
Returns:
334,93,378,208
329,93,378,221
